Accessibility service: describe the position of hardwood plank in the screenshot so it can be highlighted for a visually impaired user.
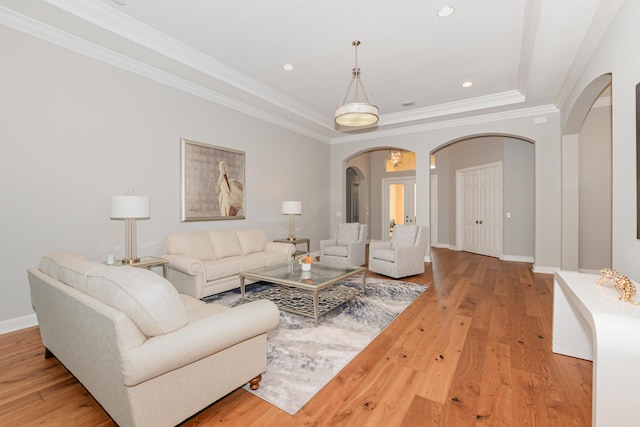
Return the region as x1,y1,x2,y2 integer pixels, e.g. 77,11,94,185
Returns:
475,341,513,426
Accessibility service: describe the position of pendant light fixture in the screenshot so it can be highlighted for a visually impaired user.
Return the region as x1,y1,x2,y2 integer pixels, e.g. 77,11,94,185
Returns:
335,40,379,127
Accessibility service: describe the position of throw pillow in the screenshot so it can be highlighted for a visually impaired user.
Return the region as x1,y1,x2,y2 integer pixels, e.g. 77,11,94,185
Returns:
236,228,267,255
336,223,360,246
86,267,188,337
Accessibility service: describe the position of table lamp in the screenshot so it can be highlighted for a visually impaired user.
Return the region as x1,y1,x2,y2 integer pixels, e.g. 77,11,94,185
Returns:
111,195,150,264
282,201,302,241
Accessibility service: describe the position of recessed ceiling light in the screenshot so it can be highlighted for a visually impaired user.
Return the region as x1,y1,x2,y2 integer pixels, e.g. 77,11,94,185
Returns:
462,81,473,88
282,64,294,71
438,6,455,18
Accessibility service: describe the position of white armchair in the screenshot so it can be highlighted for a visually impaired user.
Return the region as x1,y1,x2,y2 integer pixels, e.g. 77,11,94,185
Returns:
368,225,429,278
320,223,367,266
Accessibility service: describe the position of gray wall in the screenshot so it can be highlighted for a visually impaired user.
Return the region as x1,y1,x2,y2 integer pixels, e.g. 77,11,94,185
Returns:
503,140,535,257
579,104,612,271
0,25,330,329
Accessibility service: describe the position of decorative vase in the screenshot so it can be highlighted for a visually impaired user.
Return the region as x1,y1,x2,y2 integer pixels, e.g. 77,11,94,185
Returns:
301,263,311,272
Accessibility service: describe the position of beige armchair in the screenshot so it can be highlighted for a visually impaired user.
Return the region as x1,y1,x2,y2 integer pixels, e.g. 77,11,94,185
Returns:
320,223,367,266
368,225,429,278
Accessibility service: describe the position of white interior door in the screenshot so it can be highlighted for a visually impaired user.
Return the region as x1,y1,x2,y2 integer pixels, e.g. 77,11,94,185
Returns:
457,163,502,257
382,177,416,240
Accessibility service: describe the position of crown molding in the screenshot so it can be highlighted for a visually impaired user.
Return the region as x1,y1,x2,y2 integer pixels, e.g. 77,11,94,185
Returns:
45,0,332,129
330,104,559,144
0,5,331,143
379,90,525,126
517,0,541,97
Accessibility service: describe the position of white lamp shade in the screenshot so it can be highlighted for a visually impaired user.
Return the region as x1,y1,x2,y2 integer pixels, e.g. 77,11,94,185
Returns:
335,102,379,127
111,196,150,219
282,201,302,215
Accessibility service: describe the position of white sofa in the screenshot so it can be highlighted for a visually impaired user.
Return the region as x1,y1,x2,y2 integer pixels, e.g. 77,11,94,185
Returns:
162,228,295,299
28,251,280,427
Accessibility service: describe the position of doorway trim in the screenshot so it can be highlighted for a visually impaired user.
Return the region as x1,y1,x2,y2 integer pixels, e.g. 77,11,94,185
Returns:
381,176,416,241
430,174,439,248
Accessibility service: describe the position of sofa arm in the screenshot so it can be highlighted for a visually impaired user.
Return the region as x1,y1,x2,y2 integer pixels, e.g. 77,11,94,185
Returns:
161,254,203,276
122,300,280,386
264,241,295,258
368,240,392,252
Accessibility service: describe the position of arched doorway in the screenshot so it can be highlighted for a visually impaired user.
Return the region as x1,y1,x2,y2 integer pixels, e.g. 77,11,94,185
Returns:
562,74,612,271
346,166,363,223
345,149,416,241
430,135,535,261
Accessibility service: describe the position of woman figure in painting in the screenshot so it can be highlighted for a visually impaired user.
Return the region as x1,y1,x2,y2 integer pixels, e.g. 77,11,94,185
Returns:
216,161,243,216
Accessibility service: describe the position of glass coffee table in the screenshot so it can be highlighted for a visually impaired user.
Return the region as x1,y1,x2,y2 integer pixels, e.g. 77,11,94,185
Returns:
239,262,366,325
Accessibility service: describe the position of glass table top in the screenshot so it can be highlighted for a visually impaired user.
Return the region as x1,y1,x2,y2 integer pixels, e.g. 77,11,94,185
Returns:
240,261,365,289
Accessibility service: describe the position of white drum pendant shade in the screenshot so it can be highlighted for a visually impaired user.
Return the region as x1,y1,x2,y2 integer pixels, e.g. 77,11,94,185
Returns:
335,102,379,127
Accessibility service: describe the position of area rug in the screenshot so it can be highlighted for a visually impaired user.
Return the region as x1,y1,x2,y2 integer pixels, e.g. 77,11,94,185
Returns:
204,277,427,415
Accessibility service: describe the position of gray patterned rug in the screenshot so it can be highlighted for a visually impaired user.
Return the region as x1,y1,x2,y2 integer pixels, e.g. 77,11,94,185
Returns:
204,277,427,415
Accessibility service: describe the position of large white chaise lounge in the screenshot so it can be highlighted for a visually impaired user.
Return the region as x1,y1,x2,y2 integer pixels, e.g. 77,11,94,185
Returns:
28,251,280,427
162,228,295,299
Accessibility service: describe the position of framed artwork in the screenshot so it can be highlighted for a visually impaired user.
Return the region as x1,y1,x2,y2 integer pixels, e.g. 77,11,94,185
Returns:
180,138,245,221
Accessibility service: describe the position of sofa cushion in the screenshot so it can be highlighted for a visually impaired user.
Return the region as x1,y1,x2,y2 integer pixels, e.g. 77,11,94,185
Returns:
324,245,349,257
337,223,360,245
392,225,418,248
209,230,243,259
39,251,83,279
57,257,106,292
236,228,268,255
165,231,216,260
86,267,188,337
239,252,270,271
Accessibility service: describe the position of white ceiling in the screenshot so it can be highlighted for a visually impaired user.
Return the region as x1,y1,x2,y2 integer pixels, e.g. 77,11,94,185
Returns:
0,0,622,143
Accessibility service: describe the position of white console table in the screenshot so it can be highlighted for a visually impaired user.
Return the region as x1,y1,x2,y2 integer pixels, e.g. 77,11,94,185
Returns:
553,270,640,426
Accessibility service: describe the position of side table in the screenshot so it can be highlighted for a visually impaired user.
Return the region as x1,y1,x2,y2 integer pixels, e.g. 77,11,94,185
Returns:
115,256,169,278
273,237,310,257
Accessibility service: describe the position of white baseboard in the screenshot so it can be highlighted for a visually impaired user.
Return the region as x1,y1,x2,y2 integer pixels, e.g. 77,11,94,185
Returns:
501,254,535,263
431,243,451,249
0,314,38,336
532,265,560,275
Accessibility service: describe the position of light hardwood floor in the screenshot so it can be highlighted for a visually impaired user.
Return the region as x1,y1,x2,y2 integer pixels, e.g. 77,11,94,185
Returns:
0,248,592,426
